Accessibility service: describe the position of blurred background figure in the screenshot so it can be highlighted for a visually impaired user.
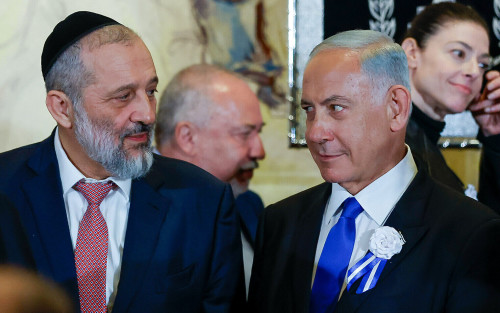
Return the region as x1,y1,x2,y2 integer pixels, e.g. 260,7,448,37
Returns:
401,2,500,211
0,265,73,313
155,63,266,298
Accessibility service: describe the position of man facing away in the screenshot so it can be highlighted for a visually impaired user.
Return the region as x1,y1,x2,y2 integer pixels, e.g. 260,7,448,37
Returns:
0,11,242,313
155,64,266,296
248,30,500,313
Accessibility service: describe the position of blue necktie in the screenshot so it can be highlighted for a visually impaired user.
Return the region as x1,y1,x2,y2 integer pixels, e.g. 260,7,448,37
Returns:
310,197,363,313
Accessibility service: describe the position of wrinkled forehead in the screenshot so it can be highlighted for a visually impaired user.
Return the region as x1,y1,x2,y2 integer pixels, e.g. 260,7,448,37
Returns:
79,39,156,93
301,76,374,110
303,50,367,90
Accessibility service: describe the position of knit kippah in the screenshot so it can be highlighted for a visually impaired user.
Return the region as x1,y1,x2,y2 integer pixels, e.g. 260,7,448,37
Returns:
41,11,120,80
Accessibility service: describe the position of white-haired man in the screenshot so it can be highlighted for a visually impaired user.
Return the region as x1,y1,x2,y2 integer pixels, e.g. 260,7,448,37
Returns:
248,29,500,313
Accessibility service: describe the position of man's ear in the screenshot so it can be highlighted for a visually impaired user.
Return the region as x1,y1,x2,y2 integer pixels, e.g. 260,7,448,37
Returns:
46,90,73,129
386,85,411,132
401,38,420,69
174,121,198,156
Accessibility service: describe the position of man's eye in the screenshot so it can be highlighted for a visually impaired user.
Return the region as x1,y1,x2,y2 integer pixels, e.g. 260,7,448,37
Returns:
333,105,343,112
147,89,158,97
242,131,252,139
234,130,253,141
301,105,313,113
117,93,130,101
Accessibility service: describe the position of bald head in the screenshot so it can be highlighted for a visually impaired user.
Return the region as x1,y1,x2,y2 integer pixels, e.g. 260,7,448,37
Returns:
155,64,233,146
156,64,265,183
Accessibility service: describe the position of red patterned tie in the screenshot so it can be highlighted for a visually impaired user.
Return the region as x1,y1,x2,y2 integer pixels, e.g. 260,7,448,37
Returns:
73,179,116,313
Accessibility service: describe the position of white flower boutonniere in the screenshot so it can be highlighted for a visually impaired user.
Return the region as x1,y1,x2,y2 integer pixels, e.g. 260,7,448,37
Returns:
369,226,405,259
347,226,405,294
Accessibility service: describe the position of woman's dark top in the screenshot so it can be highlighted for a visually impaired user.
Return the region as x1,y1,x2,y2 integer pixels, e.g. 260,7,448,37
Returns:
405,104,500,214
405,105,464,192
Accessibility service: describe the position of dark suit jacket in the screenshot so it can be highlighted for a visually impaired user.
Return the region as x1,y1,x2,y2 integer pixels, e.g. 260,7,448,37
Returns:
0,193,34,266
405,108,464,193
406,105,500,213
248,170,500,313
235,190,265,246
0,132,242,313
477,132,500,213
233,190,265,313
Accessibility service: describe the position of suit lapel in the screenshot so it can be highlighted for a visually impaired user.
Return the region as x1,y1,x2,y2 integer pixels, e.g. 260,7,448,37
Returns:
292,183,331,312
370,170,431,284
339,171,432,311
21,134,78,301
112,174,170,312
235,191,262,246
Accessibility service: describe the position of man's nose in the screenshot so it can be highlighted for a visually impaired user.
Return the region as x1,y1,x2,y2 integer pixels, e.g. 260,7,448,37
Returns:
306,114,334,144
131,92,156,125
250,134,266,160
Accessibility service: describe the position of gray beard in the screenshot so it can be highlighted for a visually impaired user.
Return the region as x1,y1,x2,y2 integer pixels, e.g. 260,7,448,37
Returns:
73,105,153,179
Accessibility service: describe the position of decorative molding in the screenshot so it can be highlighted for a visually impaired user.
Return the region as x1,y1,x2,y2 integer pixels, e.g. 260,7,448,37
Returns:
439,138,481,149
494,0,500,50
288,0,323,146
368,0,396,38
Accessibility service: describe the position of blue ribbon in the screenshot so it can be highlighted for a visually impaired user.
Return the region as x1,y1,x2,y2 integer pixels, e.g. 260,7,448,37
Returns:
346,252,388,294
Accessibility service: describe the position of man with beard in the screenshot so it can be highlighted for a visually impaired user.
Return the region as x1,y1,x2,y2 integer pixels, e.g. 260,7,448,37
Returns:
0,11,242,313
155,64,266,298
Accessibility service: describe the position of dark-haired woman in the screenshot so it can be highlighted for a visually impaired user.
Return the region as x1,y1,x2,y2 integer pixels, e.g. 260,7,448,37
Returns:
402,2,500,212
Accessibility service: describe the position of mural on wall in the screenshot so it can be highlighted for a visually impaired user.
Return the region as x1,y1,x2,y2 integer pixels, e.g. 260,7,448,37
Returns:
190,0,286,109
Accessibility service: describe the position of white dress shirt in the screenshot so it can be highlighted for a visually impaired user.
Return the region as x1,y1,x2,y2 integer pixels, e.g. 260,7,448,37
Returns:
312,146,418,297
241,232,253,299
54,128,131,310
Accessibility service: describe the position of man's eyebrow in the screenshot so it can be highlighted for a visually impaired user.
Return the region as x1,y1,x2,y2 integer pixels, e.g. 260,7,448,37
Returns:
244,122,266,130
301,95,352,106
110,83,137,95
321,95,352,106
107,76,159,96
149,76,159,86
233,122,266,133
300,98,312,106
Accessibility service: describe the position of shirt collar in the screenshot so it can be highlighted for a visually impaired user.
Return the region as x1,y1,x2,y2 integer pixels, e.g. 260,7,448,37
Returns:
54,127,132,199
326,145,418,225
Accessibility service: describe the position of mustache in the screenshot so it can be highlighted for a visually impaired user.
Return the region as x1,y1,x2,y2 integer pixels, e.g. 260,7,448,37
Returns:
240,160,259,171
120,122,153,140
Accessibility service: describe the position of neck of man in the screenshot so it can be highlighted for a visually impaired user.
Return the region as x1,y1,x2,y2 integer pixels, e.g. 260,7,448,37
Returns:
340,143,407,195
58,127,111,180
